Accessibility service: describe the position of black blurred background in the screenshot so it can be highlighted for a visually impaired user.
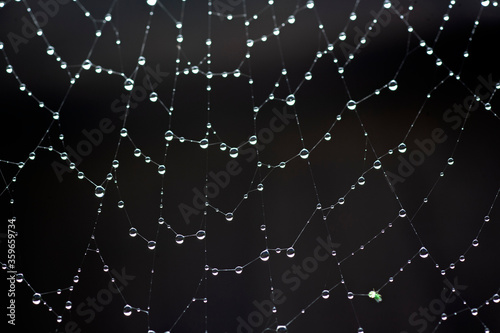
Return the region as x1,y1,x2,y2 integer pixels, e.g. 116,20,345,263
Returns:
1,0,500,332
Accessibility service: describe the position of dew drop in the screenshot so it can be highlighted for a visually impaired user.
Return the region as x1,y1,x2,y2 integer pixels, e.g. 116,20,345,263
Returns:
123,305,132,316
229,147,239,158
124,78,134,91
472,239,479,247
65,301,72,310
158,165,166,175
82,59,91,70
286,94,296,106
249,135,257,145
471,308,478,316
373,160,382,169
260,249,270,261
347,100,356,110
196,230,206,240
324,133,331,141
165,130,174,141
305,72,312,80
134,149,141,157
447,158,454,165
175,234,185,244
493,294,500,303
388,80,398,91
32,293,42,305
347,292,354,299
149,92,158,102
225,212,234,221
358,176,365,185
147,241,156,250
299,148,309,159
398,143,407,153
399,209,407,217
235,266,243,274
419,247,429,258
321,290,330,299
200,139,209,149
286,247,295,258
95,186,105,198
129,227,137,237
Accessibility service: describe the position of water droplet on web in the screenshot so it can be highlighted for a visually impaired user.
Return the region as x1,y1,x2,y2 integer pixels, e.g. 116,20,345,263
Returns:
447,158,454,165
260,249,270,261
339,32,346,41
347,100,356,110
299,148,309,159
124,78,134,91
398,143,407,153
32,293,42,305
29,152,35,160
358,176,365,185
358,328,364,333
288,15,295,24
103,265,109,272
134,149,141,157
82,59,91,70
248,135,257,145
471,308,478,316
321,290,329,299
46,46,55,55
16,273,24,283
225,212,234,221
306,0,314,9
95,186,105,198
419,247,429,258
200,139,209,149
73,275,79,283
65,301,72,309
484,216,490,222
123,305,132,316
196,230,206,240
112,160,119,168
229,147,239,158
388,80,398,91
158,165,166,175
305,72,312,80
177,34,183,43
138,56,146,66
286,247,295,258
399,209,407,217
118,201,124,208
482,0,490,6
373,160,381,169
472,239,479,247
286,94,296,106
165,130,174,141
350,12,357,20
493,294,500,303
175,234,185,244
129,227,137,237
220,143,227,151
235,266,243,274
324,133,331,141
78,172,84,179
149,92,158,102
148,241,156,250
276,325,288,332
57,316,62,323
338,197,345,205
347,292,354,299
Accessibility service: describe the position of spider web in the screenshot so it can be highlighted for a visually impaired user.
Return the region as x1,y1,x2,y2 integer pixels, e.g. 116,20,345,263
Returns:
1,0,500,332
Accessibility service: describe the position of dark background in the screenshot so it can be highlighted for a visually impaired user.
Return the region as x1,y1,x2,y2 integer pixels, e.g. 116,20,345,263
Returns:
1,0,500,332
